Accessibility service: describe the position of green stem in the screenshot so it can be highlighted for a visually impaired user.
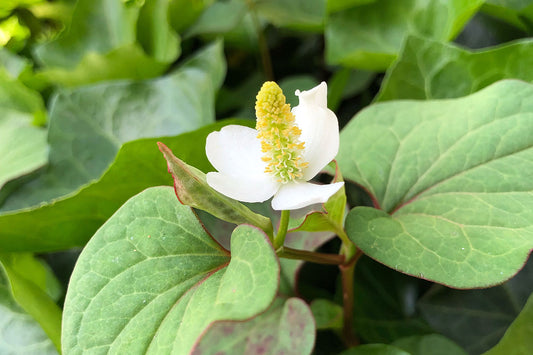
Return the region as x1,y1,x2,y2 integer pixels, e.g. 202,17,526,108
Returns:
273,210,290,249
277,246,345,265
335,225,352,249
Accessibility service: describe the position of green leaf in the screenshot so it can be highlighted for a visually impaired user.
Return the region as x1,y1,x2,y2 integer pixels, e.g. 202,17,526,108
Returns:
34,0,139,68
254,0,326,32
341,80,533,288
0,70,44,114
222,9,260,50
327,0,376,14
310,298,343,330
351,256,432,343
0,268,57,355
325,0,483,70
62,186,279,354
1,41,224,212
327,68,375,112
0,47,31,78
377,36,533,101
168,0,214,33
185,0,258,49
0,67,47,197
0,0,43,17
136,0,180,63
0,119,245,253
0,110,47,191
484,293,533,355
0,254,62,352
418,258,533,354
192,297,315,354
392,334,467,355
482,0,533,32
288,161,346,234
185,0,247,38
196,201,335,296
0,15,30,52
340,344,411,355
158,142,273,236
0,48,48,94
35,44,171,87
34,0,180,85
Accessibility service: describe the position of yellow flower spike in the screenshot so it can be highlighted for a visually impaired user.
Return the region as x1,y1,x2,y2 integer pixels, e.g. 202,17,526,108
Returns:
255,82,308,183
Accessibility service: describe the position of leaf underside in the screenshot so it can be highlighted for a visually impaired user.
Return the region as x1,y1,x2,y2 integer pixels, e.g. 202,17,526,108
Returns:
192,297,315,355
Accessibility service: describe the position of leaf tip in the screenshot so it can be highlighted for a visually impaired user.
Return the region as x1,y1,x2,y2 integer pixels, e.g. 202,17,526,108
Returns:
157,141,169,154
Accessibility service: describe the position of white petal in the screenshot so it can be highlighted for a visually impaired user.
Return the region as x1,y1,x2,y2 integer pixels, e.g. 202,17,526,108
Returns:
205,125,266,177
271,181,344,210
293,83,339,180
295,81,327,108
206,172,280,203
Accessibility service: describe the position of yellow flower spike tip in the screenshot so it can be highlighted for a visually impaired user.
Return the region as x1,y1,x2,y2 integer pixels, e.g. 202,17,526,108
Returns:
205,81,344,210
255,82,308,183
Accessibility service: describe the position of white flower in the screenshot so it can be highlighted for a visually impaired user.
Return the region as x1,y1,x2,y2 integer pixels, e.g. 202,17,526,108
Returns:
205,81,343,210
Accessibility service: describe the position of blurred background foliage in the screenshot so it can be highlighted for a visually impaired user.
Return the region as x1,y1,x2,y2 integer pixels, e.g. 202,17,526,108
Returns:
0,0,532,354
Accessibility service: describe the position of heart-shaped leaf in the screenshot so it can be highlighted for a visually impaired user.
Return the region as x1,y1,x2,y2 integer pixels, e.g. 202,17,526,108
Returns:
191,297,315,354
62,186,279,354
376,36,533,102
340,80,533,288
2,40,224,213
325,0,483,70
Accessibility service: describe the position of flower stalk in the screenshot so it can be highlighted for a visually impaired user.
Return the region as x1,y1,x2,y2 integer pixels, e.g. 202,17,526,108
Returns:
273,210,290,249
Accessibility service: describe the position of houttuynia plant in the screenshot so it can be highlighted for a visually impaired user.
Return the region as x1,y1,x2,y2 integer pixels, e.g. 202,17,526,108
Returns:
0,0,532,354
61,78,533,354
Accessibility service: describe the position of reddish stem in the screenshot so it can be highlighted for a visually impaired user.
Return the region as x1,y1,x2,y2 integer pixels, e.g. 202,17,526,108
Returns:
340,247,363,347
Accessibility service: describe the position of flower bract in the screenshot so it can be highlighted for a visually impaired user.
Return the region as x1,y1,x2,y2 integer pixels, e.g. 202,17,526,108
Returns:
206,81,344,210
